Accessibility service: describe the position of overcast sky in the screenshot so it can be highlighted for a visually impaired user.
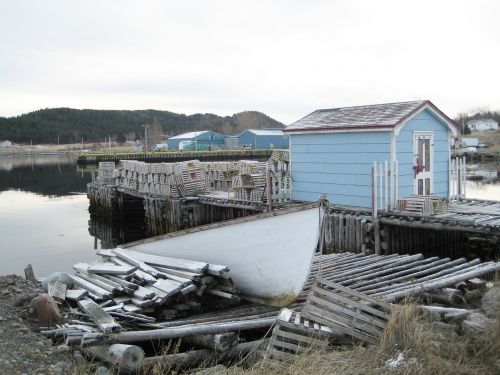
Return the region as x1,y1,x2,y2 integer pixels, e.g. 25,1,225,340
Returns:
0,0,499,124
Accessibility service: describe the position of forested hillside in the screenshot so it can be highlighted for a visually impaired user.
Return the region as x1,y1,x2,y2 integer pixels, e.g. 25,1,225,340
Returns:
0,108,284,144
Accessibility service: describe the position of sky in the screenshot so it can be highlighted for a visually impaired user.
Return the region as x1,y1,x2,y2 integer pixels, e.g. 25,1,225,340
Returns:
0,0,499,124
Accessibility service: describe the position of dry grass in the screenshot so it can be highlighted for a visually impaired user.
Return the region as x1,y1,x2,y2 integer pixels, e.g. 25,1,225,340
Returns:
62,303,499,375
216,302,500,375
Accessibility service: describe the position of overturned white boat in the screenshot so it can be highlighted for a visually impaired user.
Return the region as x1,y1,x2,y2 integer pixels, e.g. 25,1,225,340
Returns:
123,203,320,306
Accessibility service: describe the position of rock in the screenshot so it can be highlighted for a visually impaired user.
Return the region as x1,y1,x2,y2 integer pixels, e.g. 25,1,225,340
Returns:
56,344,70,352
462,312,496,336
433,321,458,334
464,289,483,307
95,366,110,375
481,287,500,318
16,292,39,307
73,351,86,364
54,361,71,375
41,272,74,292
30,293,61,325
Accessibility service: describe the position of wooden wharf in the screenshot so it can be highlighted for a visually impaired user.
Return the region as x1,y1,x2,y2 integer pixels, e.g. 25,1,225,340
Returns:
317,198,500,261
77,149,274,165
86,155,500,262
88,179,500,262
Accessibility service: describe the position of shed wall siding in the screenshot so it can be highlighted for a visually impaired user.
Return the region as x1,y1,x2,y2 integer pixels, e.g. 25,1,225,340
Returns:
238,131,289,149
167,131,225,150
290,132,391,207
396,109,450,197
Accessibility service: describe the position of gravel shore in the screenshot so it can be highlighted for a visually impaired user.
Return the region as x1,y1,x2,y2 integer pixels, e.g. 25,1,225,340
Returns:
0,274,77,375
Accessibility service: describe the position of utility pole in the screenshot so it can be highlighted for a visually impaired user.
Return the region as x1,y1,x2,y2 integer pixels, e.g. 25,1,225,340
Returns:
142,124,150,152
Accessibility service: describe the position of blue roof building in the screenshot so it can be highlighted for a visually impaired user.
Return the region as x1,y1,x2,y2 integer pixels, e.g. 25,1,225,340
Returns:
283,100,459,207
167,130,225,151
238,129,288,149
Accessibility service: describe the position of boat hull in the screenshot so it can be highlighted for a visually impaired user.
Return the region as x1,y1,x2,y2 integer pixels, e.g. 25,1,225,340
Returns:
123,205,319,306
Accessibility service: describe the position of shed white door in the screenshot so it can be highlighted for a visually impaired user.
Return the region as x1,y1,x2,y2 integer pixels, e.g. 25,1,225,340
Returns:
413,132,433,195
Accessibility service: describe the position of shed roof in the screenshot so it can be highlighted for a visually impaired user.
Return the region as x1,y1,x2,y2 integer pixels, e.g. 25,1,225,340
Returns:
169,130,210,139
284,100,458,134
242,129,285,136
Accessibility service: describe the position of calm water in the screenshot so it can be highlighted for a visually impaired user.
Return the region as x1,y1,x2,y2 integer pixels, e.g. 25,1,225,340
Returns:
0,155,97,277
0,155,498,277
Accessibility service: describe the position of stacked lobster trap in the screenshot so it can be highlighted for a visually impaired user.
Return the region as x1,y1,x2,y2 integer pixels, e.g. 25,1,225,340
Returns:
106,151,291,203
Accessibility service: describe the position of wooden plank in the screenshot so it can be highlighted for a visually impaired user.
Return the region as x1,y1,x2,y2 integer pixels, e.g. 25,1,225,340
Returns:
87,263,136,275
269,339,309,352
307,292,386,329
104,275,140,290
65,289,89,301
305,297,384,335
302,305,377,344
78,298,122,333
273,329,328,347
71,275,113,300
114,248,208,273
133,286,156,300
310,286,388,320
48,281,67,303
266,347,296,361
153,279,183,297
112,249,167,279
317,279,391,309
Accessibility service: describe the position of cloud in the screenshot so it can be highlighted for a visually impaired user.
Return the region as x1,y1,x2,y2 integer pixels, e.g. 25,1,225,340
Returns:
0,0,499,123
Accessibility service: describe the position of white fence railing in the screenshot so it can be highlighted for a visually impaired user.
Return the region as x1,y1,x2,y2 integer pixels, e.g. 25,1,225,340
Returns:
450,156,466,200
372,160,398,216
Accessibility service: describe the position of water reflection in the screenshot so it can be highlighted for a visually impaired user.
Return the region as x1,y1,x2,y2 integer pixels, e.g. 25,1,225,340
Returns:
0,155,98,276
0,155,92,196
466,163,500,201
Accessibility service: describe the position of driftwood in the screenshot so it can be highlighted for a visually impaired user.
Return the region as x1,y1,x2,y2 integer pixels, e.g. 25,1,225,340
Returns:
105,317,275,344
183,333,239,352
24,264,36,283
84,344,145,372
423,288,464,306
141,339,267,371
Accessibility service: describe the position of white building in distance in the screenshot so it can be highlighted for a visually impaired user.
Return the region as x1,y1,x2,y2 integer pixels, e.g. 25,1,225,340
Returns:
467,119,498,132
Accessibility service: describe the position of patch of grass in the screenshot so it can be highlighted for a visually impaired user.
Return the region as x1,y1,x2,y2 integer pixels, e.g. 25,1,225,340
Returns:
219,302,499,375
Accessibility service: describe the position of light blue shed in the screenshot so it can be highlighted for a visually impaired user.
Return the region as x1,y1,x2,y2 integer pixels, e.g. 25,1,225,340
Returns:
167,130,225,151
238,129,289,149
283,100,459,207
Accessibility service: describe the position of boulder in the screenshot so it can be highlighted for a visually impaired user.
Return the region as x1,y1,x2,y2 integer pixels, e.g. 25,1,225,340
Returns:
481,287,500,318
30,293,61,325
462,312,496,337
41,272,74,292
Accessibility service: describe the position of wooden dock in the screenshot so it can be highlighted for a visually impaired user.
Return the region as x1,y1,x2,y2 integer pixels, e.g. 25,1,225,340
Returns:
77,149,274,164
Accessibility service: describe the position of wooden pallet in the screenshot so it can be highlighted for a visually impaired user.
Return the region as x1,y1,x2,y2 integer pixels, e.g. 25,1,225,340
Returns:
266,311,331,362
301,278,390,344
396,195,448,216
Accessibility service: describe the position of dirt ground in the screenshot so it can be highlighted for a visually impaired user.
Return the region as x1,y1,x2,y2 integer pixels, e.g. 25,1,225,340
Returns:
0,274,76,375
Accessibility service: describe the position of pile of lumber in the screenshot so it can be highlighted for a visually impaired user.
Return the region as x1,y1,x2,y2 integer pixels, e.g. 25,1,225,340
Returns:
44,249,239,340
